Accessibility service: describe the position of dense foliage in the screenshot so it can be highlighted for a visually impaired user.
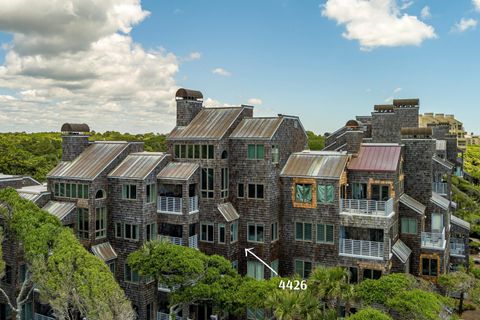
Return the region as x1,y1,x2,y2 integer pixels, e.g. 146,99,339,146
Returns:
0,189,134,320
306,131,324,150
451,176,480,236
464,145,480,181
347,307,392,320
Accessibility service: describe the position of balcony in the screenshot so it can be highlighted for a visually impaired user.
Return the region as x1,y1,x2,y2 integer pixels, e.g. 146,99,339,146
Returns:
159,235,183,246
450,239,466,257
157,195,198,214
432,182,448,196
188,234,198,249
340,198,394,216
157,312,182,320
35,314,55,320
339,238,385,260
421,227,446,250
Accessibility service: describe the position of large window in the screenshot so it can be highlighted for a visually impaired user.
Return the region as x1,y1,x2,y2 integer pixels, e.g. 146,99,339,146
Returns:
201,223,214,242
201,168,214,198
271,222,279,241
247,144,265,160
218,224,226,244
401,218,417,234
221,168,229,198
271,145,279,164
121,223,139,241
295,260,312,278
295,222,312,241
295,183,312,203
146,183,156,203
146,223,157,241
318,184,334,204
174,144,214,159
352,183,367,199
122,184,137,200
54,182,88,199
95,207,106,239
248,223,264,243
77,208,89,239
248,184,264,199
363,269,382,280
421,257,439,277
317,224,334,244
230,221,238,243
432,213,443,233
371,184,390,201
247,261,264,280
124,263,140,283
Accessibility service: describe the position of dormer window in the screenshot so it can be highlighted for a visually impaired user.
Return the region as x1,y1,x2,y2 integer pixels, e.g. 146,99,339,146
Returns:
95,189,106,199
295,184,312,204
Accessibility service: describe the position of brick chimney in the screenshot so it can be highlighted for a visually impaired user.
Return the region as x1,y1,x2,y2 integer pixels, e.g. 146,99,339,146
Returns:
175,88,203,127
61,123,90,161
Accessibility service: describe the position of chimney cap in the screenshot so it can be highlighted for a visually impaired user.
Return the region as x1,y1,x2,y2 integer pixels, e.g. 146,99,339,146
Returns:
61,123,90,133
393,98,419,107
175,88,203,101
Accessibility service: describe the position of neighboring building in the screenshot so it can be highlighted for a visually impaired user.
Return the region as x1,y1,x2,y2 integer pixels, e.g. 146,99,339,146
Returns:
0,92,471,320
420,113,468,150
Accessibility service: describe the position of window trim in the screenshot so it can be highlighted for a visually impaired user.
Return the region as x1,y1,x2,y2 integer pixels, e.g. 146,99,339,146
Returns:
247,183,265,200
295,222,313,242
122,184,137,200
124,263,140,284
201,168,214,199
294,259,312,279
95,207,107,239
247,223,265,243
316,223,334,244
230,221,238,243
247,144,265,160
200,222,214,243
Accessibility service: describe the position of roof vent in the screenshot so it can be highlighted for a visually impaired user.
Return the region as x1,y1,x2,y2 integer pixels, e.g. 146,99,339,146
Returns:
61,123,90,133
175,88,203,101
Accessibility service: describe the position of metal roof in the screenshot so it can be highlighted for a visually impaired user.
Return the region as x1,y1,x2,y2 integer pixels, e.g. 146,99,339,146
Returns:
392,239,412,263
0,173,20,180
42,201,76,221
157,162,199,180
399,193,426,215
431,192,450,211
217,202,240,222
347,144,401,172
168,107,244,140
451,215,470,230
108,152,167,179
16,185,49,203
280,151,348,179
48,142,129,180
433,155,454,170
230,117,284,140
175,88,203,100
91,242,117,262
61,123,90,132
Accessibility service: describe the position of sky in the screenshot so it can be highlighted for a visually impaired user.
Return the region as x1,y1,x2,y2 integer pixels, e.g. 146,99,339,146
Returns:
0,0,479,135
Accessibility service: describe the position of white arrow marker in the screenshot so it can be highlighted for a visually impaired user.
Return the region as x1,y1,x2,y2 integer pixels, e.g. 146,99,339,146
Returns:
245,247,278,276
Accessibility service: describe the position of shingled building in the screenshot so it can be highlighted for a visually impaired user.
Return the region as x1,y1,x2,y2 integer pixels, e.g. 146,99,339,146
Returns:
0,92,470,320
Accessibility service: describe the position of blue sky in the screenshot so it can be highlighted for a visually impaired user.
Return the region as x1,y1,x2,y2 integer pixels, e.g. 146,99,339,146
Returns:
0,0,479,134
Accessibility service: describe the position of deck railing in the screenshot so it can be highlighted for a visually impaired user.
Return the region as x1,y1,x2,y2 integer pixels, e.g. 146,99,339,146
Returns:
35,314,55,320
421,227,446,249
157,312,182,320
339,238,384,259
340,198,394,216
189,195,199,213
189,234,198,249
158,196,199,214
159,235,183,246
450,239,466,257
432,182,448,195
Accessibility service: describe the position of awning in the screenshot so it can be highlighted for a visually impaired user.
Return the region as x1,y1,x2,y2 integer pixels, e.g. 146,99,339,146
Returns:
399,194,426,215
157,162,199,181
43,201,76,221
431,192,450,211
217,202,240,222
91,242,117,262
392,239,412,264
451,215,470,230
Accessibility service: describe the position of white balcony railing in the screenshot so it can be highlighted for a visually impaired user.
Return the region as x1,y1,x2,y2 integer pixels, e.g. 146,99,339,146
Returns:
450,239,466,257
157,196,199,214
158,196,182,214
189,234,198,249
339,238,384,260
159,235,183,246
340,198,394,216
421,227,446,250
157,312,182,320
432,182,448,195
35,314,55,320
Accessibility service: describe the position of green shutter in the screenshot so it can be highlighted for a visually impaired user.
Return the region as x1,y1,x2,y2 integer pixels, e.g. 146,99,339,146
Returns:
256,145,265,159
247,145,256,159
318,184,326,203
295,222,303,240
304,223,312,240
296,184,304,202
326,225,334,243
317,224,325,242
326,185,334,203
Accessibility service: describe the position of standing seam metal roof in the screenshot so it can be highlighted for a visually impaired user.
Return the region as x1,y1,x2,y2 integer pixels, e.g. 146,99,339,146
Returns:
157,162,199,180
47,142,129,180
431,192,450,211
91,242,117,262
217,202,240,222
348,144,401,172
229,117,284,139
108,152,167,179
399,194,426,215
168,107,244,140
432,155,454,170
280,151,348,179
392,239,412,263
42,201,76,221
451,215,470,230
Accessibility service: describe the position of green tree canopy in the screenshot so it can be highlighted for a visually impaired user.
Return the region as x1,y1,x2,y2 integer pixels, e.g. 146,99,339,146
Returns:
347,307,392,320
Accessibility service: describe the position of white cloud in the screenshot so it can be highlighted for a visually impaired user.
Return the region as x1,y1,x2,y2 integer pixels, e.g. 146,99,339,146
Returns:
400,1,414,10
393,87,402,93
185,51,201,61
203,98,235,108
474,0,480,11
247,98,263,105
452,18,478,33
322,0,436,50
0,0,180,133
421,6,431,19
212,68,231,77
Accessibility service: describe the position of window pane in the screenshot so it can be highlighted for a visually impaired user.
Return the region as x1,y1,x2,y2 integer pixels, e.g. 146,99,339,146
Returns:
409,219,417,234
207,169,214,190
174,144,180,158
248,225,256,241
304,262,312,278
296,184,304,202
430,259,438,276
257,225,264,242
219,224,225,243
295,222,303,240
326,185,334,203
247,145,256,159
208,224,214,242
180,145,186,158
201,145,208,159
304,223,312,240
256,145,265,159
208,145,214,159
326,225,334,243
304,185,312,202
295,260,303,277
317,224,325,242
422,258,429,275
238,183,244,198
194,145,200,159
187,145,194,158
248,184,256,198
71,184,77,198
257,185,264,199
201,224,207,241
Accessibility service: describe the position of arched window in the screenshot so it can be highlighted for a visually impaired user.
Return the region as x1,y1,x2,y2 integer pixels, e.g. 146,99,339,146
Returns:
95,189,106,199
221,150,228,159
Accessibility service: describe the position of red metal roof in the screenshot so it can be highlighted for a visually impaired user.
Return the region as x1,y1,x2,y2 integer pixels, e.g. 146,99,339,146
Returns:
347,144,401,172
